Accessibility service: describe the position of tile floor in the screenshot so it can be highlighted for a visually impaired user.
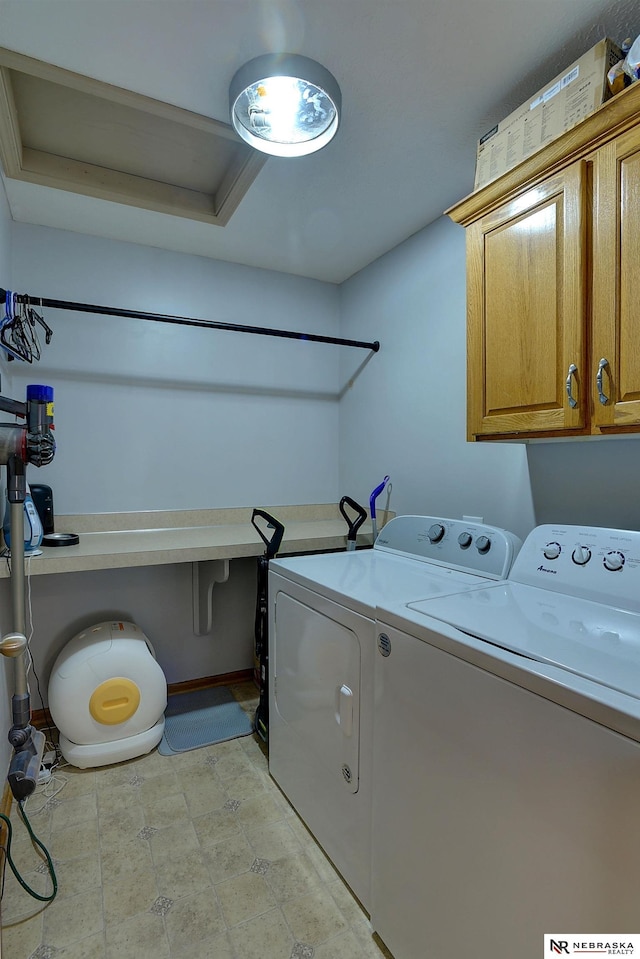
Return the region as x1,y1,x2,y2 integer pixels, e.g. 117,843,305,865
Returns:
1,682,392,959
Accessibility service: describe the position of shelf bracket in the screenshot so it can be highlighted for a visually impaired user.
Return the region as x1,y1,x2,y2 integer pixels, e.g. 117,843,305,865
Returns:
192,559,230,635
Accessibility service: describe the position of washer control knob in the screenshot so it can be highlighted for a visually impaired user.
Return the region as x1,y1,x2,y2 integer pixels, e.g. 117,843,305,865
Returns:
603,550,625,572
476,535,491,554
543,542,561,560
458,532,472,549
572,545,592,566
428,524,445,544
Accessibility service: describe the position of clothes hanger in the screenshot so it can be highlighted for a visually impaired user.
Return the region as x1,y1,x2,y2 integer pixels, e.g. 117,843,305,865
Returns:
28,300,53,346
0,294,53,363
0,290,32,362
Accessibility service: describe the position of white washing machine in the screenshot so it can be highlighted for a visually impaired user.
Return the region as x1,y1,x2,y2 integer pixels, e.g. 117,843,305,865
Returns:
268,515,521,910
372,524,640,959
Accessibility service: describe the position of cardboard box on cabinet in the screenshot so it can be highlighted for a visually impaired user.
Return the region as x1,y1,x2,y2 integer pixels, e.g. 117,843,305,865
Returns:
474,38,623,190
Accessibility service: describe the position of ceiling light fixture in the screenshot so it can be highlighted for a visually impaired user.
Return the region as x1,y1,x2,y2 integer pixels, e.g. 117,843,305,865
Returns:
229,53,341,158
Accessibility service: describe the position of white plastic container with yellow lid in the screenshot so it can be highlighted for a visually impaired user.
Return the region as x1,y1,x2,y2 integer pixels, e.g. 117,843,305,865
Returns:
48,620,167,768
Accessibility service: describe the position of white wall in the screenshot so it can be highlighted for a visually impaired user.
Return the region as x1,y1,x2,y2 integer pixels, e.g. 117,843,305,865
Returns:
0,177,14,777
338,216,536,542
526,437,640,530
10,224,343,513
19,558,257,689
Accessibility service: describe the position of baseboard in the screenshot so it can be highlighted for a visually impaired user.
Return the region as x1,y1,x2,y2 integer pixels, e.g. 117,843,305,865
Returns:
167,668,255,696
30,668,256,729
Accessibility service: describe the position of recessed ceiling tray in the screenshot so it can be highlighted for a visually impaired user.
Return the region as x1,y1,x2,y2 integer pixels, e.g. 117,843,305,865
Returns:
0,47,266,225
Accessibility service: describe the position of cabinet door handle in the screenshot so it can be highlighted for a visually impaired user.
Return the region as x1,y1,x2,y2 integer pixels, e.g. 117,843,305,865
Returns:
596,357,609,405
566,363,578,409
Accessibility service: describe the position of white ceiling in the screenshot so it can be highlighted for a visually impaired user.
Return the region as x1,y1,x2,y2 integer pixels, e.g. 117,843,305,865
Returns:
0,0,638,283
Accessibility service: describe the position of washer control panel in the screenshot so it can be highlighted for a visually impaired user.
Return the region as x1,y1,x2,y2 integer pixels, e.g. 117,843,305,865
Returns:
374,515,522,579
510,524,640,611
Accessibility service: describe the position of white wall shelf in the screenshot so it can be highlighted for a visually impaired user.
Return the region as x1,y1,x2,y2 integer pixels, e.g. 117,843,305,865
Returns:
5,504,380,579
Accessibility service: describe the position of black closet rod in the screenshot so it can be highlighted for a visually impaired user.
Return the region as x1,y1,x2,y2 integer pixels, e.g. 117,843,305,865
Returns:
1,288,380,352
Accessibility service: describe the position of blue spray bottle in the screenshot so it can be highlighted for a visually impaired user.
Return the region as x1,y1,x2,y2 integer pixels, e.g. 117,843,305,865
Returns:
3,482,43,552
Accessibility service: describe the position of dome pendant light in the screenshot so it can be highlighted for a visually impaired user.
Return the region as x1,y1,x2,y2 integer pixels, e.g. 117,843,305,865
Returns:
229,53,341,157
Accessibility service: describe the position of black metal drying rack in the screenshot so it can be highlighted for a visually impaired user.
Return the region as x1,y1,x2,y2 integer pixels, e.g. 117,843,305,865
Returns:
0,288,380,352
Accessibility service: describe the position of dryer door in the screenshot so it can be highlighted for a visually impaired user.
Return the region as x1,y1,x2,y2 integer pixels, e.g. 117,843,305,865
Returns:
273,591,360,792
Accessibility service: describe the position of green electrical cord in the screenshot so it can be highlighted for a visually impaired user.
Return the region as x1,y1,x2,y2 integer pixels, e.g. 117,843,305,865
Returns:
0,800,57,903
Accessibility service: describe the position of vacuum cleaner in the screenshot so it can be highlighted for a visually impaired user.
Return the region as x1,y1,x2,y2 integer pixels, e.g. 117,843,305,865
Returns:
251,508,284,745
0,385,56,801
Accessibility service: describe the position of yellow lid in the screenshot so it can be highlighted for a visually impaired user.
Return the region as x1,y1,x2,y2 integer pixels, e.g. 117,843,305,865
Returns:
89,678,141,725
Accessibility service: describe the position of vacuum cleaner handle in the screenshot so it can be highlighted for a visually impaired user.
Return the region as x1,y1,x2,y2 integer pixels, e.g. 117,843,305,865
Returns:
251,508,285,559
369,476,390,517
339,496,367,551
369,475,390,542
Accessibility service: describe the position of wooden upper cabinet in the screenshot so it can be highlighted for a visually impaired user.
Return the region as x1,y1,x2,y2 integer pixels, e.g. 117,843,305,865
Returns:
447,81,640,441
466,165,586,439
591,125,640,430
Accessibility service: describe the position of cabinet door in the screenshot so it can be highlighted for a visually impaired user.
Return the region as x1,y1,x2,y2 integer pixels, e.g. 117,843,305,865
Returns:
592,127,640,430
467,165,586,438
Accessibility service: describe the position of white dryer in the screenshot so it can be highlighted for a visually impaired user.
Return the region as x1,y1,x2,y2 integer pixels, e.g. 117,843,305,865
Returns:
268,515,521,910
373,524,640,959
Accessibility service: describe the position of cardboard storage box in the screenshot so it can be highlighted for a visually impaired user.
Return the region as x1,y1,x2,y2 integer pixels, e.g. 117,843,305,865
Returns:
474,38,623,190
